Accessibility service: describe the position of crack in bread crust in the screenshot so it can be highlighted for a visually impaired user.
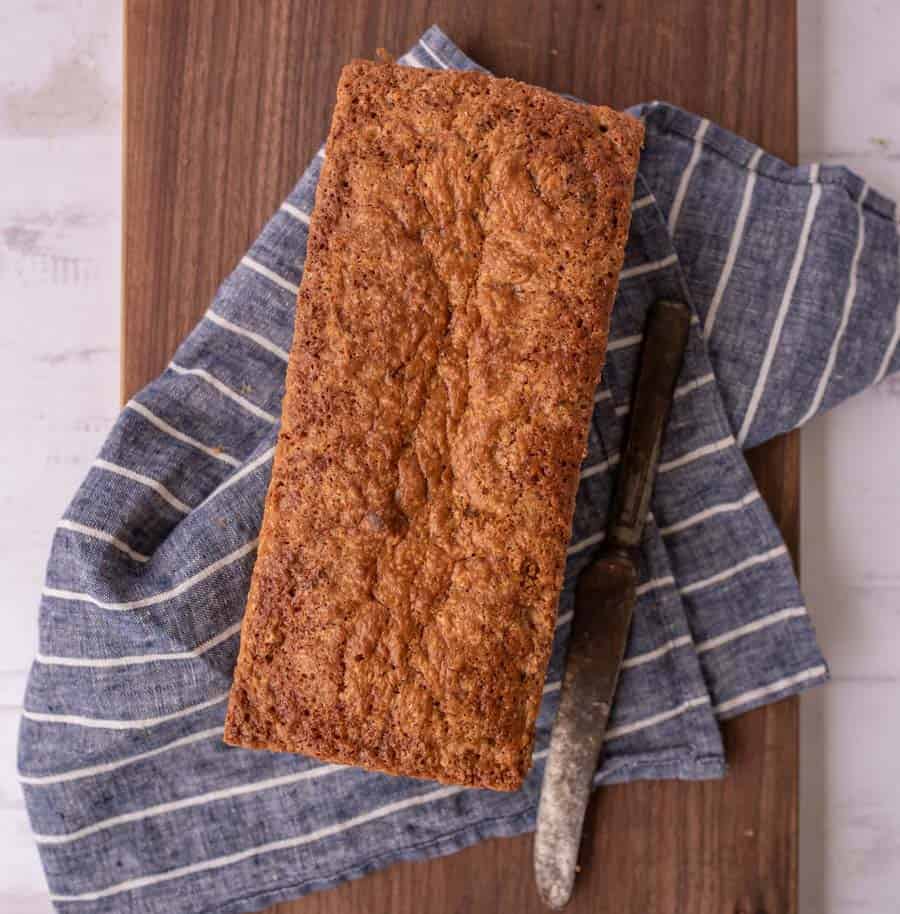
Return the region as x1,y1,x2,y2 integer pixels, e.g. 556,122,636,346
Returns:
224,61,643,791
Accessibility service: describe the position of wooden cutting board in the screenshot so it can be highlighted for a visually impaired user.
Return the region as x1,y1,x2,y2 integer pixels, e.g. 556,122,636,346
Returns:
123,3,800,912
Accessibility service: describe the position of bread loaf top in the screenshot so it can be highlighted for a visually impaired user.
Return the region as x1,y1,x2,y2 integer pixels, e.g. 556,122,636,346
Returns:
224,60,643,790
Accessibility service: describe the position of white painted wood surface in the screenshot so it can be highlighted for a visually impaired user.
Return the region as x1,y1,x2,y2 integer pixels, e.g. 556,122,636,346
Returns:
797,2,900,911
0,2,120,911
0,1,896,911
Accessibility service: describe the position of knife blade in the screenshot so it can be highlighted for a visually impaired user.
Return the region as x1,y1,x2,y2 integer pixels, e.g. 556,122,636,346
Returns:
534,298,692,909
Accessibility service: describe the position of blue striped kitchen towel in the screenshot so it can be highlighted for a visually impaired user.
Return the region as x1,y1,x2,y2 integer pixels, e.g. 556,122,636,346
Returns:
20,24,900,914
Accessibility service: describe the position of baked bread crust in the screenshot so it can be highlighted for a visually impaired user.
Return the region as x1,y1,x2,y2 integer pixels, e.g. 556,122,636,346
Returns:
224,61,643,791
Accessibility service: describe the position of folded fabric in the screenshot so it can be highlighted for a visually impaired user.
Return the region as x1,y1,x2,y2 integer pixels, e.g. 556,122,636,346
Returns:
19,25,900,914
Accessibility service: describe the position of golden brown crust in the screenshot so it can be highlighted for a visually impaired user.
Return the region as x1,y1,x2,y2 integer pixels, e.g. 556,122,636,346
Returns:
224,61,643,791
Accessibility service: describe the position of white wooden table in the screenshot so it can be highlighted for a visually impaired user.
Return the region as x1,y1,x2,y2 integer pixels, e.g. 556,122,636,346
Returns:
797,3,900,910
0,2,896,910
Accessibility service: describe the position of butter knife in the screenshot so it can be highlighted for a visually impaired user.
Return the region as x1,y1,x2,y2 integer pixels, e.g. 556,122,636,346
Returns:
534,298,692,909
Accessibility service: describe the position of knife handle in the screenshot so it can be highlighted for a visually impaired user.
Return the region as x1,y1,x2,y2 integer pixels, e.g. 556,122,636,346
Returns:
606,299,692,552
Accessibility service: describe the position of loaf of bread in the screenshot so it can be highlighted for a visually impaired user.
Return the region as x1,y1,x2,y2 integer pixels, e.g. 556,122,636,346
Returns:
224,60,643,790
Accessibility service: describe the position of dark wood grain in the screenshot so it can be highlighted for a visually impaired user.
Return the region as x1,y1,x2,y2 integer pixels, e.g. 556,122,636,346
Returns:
124,3,799,912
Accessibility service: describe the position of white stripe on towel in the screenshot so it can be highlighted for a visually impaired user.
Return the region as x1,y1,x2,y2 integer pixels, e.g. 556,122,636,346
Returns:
126,400,241,467
657,435,734,474
555,610,573,629
41,538,258,611
667,118,710,234
674,371,715,399
33,763,343,846
540,683,707,739
566,530,606,557
205,311,290,362
36,621,242,669
679,545,788,596
169,362,278,424
621,635,693,670
874,297,900,384
659,491,761,537
580,453,620,480
56,520,149,563
18,728,223,786
738,164,823,445
608,333,644,352
92,459,191,514
797,184,869,425
635,576,675,597
240,256,300,294
696,606,807,653
605,315,694,366
631,194,654,211
280,202,311,225
713,665,828,715
23,724,545,791
605,316,698,362
612,372,715,419
619,253,678,281
199,446,276,509
557,606,806,668
704,148,763,338
605,695,710,740
22,693,228,731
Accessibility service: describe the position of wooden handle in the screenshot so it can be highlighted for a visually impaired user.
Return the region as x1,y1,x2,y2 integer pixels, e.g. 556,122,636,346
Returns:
606,299,692,552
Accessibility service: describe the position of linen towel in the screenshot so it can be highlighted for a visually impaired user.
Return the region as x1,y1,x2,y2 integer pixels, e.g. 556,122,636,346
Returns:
19,26,900,914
